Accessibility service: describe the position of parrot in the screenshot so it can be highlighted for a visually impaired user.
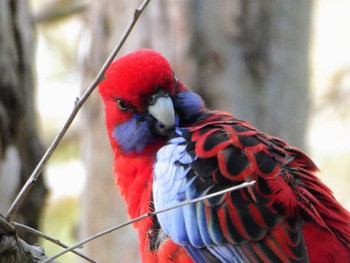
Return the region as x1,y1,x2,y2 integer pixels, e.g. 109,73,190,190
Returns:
98,49,350,262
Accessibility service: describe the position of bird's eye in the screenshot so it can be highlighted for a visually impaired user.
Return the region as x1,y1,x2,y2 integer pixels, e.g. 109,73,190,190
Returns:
116,99,129,111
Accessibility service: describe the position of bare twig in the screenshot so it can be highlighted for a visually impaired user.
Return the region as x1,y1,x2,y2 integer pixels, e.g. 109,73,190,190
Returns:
42,181,256,262
4,0,151,222
0,214,16,234
13,222,96,263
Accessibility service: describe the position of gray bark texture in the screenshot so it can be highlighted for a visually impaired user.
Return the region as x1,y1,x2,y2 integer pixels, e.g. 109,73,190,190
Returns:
187,0,312,149
80,0,311,261
0,216,54,263
0,0,47,256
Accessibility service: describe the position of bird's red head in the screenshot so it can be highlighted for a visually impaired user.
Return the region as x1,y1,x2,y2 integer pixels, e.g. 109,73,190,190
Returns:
100,50,176,120
99,49,176,107
99,49,180,154
99,49,204,155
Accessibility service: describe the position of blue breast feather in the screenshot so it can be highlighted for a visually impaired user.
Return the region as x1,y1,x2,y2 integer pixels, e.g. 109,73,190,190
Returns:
153,128,247,262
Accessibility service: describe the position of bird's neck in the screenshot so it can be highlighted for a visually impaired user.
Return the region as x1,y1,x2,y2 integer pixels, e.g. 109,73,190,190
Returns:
113,144,194,263
113,142,164,220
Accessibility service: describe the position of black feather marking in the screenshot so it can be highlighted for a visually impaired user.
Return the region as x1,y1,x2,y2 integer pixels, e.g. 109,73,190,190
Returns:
238,135,260,147
229,189,250,208
223,208,246,244
191,157,218,179
212,168,233,185
189,158,216,194
221,146,250,177
207,207,225,244
193,111,215,124
281,219,309,262
240,209,266,240
254,240,283,262
255,151,277,174
261,210,283,229
242,242,261,262
257,176,271,195
205,189,226,207
272,202,287,216
197,127,213,136
228,190,268,240
203,130,228,152
232,125,254,133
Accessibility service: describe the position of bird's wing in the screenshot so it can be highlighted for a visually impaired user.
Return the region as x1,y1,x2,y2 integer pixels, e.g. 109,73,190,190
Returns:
153,110,332,263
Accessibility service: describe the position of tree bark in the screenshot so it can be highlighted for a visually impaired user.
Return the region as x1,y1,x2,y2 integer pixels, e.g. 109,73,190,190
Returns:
186,0,312,149
0,0,47,244
0,216,54,263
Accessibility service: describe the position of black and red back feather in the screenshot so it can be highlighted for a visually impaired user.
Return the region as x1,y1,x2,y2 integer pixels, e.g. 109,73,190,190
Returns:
154,110,350,262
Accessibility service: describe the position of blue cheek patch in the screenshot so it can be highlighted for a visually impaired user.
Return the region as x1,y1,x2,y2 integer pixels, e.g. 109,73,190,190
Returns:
112,115,154,154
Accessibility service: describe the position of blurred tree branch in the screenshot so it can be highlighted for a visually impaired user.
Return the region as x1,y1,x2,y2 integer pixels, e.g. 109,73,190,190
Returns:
0,0,47,243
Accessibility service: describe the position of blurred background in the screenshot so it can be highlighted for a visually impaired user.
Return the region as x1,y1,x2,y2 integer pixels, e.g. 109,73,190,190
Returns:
0,0,349,262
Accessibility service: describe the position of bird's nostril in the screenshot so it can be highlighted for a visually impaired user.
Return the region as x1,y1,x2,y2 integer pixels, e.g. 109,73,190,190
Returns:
157,121,165,129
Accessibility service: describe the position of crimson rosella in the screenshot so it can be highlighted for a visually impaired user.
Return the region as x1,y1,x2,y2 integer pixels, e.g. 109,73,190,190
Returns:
99,49,350,262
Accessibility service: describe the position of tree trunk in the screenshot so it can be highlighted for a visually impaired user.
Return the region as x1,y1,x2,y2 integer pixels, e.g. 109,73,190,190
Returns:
187,0,311,149
79,1,141,262
0,0,47,244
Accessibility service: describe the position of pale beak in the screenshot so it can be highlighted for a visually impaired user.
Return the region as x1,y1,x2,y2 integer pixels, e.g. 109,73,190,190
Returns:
148,96,176,135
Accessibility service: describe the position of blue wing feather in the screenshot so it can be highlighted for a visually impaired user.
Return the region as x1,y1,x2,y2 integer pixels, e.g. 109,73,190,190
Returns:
196,200,213,246
153,127,247,261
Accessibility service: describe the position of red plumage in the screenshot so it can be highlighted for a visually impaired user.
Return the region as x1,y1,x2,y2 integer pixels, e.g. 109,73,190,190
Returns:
99,50,193,262
186,111,350,262
99,49,350,262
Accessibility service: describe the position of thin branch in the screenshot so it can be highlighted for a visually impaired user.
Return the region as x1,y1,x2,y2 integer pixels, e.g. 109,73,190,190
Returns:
13,222,96,263
4,0,151,222
0,214,16,233
42,181,256,262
